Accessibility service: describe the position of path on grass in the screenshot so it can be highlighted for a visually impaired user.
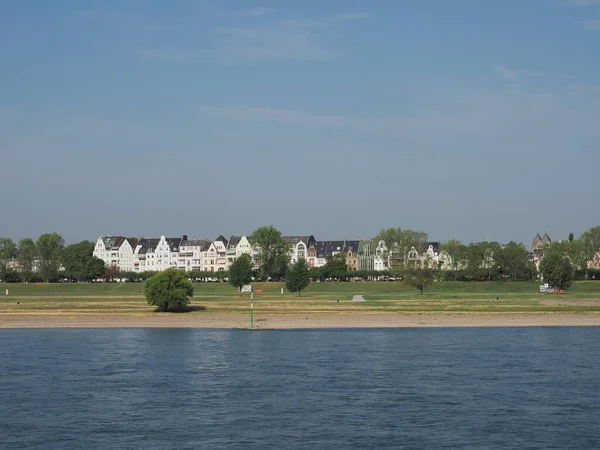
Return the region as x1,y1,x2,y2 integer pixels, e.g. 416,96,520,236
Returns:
352,295,366,302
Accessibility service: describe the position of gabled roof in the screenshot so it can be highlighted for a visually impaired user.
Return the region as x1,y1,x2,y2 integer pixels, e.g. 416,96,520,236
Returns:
166,237,183,252
215,235,228,246
532,233,542,249
228,236,242,247
102,236,126,250
542,233,551,245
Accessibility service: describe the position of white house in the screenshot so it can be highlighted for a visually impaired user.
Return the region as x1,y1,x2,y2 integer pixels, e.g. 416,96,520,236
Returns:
283,236,316,264
373,240,389,271
93,236,138,272
226,236,256,266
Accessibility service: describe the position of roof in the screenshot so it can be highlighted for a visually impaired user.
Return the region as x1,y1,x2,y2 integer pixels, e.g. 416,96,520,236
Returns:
314,240,361,259
215,235,229,246
228,236,242,247
102,236,126,250
282,236,315,247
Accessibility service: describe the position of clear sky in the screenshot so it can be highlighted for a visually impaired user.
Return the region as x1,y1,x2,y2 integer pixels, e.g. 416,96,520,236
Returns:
1,0,599,245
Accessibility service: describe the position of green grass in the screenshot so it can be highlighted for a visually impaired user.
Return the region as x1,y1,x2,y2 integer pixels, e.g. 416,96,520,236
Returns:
1,281,600,316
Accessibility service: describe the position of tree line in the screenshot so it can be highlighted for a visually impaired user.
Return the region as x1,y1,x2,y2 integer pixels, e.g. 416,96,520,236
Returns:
1,225,599,290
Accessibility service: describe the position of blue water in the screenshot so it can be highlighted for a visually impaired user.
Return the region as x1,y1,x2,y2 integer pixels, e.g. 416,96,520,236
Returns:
1,328,600,449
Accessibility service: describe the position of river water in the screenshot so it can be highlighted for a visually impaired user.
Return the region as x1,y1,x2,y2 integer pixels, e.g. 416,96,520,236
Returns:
1,328,599,449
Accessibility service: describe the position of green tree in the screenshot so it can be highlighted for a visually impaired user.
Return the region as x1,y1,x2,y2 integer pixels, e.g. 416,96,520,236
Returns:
539,253,574,291
104,264,120,282
229,253,254,292
62,240,95,281
17,238,36,282
400,259,435,295
495,242,535,281
0,237,18,282
286,258,310,296
440,239,467,280
322,253,348,280
84,257,106,281
249,226,290,280
37,233,65,282
144,268,194,311
579,226,600,277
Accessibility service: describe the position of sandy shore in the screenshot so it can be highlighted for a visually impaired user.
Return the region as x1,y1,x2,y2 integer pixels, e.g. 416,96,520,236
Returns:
2,313,600,329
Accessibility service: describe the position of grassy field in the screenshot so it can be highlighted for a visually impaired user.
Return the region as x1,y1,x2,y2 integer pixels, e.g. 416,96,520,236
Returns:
1,281,600,316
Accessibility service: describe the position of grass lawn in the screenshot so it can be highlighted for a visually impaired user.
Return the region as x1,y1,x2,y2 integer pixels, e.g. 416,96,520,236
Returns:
1,281,600,316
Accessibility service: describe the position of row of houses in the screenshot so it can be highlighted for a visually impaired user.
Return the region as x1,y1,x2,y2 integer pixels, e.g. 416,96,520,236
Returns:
93,234,447,274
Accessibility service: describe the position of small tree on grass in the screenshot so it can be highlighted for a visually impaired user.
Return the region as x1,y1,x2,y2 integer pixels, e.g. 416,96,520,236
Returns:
286,258,309,296
540,253,574,291
229,253,254,292
400,260,435,295
144,268,194,312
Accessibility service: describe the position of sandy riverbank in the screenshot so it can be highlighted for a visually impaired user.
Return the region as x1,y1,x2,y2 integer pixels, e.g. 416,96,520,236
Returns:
2,312,600,329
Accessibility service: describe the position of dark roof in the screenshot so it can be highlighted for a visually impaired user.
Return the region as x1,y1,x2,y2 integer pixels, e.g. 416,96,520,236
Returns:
426,241,440,253
200,240,213,251
215,235,228,246
228,236,242,247
126,238,139,249
166,237,183,252
182,239,209,247
102,236,126,250
345,240,360,254
315,240,349,259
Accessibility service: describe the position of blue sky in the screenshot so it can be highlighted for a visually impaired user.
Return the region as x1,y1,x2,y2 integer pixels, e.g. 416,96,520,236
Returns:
1,0,599,245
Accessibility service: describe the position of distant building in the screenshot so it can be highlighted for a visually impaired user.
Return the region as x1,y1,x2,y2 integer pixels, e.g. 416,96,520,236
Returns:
532,233,551,268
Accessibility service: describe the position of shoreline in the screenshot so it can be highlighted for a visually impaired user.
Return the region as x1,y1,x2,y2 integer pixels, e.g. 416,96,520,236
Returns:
2,312,600,329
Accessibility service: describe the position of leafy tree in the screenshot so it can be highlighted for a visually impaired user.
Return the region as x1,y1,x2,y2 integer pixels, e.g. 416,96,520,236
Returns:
495,242,535,281
440,239,467,280
286,258,309,296
144,268,194,312
17,238,36,282
62,240,95,281
104,264,120,282
539,253,574,291
0,237,18,282
249,226,290,280
374,228,428,269
37,233,65,282
229,253,254,291
579,226,600,277
400,260,435,295
84,257,106,281
569,233,574,242
322,253,348,280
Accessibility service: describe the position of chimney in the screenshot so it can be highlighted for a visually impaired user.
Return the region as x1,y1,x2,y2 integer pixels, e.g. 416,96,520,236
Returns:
183,235,188,241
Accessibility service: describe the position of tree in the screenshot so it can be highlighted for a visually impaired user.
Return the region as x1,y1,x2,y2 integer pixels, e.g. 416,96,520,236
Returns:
539,252,574,291
229,253,254,291
17,238,36,282
62,240,95,281
400,260,435,295
104,264,120,282
144,268,194,312
322,253,348,280
0,238,17,282
286,258,310,296
249,226,290,280
84,257,106,281
495,242,535,281
440,239,467,280
37,233,65,282
579,226,600,277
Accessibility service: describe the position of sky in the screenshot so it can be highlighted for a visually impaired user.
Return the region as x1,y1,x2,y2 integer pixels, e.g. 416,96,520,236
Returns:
1,0,599,245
